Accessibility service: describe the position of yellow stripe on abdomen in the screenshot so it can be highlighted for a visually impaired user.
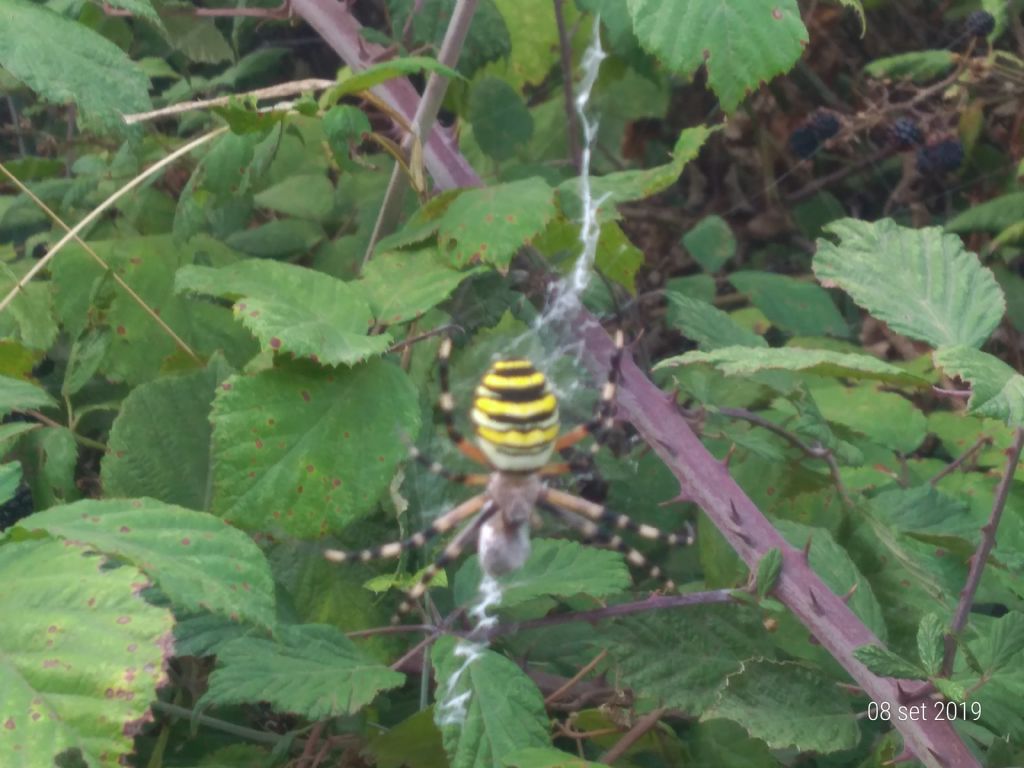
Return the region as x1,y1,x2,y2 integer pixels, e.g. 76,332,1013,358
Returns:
474,394,556,420
477,424,559,450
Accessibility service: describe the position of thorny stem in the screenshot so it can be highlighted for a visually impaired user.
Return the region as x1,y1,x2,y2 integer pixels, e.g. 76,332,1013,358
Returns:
929,435,994,485
362,0,480,267
941,427,1024,676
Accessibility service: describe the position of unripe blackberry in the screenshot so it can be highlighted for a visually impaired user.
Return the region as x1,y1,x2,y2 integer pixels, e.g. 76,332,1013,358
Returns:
808,110,840,141
965,10,995,38
788,125,819,159
917,138,965,174
890,117,923,150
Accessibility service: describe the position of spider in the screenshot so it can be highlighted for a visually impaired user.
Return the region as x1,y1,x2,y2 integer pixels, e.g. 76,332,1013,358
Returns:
324,331,693,623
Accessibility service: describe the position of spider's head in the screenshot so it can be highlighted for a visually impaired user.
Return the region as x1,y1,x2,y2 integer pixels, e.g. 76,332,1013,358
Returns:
470,358,560,473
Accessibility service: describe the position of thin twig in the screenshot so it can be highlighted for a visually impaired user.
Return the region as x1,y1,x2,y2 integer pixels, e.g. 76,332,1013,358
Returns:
544,649,607,705
150,700,283,745
122,78,335,125
386,323,463,354
553,0,581,172
930,435,993,485
599,707,667,764
103,0,291,19
941,427,1024,676
0,128,227,314
347,623,435,639
0,164,200,363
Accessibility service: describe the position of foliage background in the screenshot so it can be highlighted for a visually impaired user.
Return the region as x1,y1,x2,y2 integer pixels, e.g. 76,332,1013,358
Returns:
1,0,1024,766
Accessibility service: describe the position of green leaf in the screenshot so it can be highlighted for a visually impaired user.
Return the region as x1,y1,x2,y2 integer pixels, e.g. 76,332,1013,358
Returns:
62,328,111,398
469,77,534,162
853,644,927,679
689,719,782,768
946,193,1024,234
0,266,58,352
454,538,631,610
20,426,79,509
682,215,736,272
933,346,1024,426
200,623,404,717
366,708,448,768
810,381,927,454
931,677,966,703
864,51,956,82
322,56,464,107
99,0,162,26
594,222,644,294
729,271,850,338
210,359,419,537
665,293,767,350
0,0,152,130
917,613,945,676
22,498,276,628
432,635,549,768
655,345,931,388
323,104,372,163
814,219,1004,349
102,358,231,510
504,747,611,767
0,538,173,766
439,177,557,269
360,248,486,326
225,218,326,258
608,604,773,715
626,0,807,111
702,660,860,753
159,13,233,64
480,0,551,86
0,462,22,506
562,127,713,215
871,486,977,549
0,374,55,414
756,548,782,599
976,612,1024,674
253,174,335,222
177,260,391,366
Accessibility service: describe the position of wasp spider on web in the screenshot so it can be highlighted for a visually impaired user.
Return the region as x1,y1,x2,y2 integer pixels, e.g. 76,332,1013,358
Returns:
324,331,693,623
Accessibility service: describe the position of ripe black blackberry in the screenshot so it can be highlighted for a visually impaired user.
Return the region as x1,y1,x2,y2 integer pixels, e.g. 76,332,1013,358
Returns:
917,138,965,174
789,125,819,158
890,117,923,150
808,110,840,141
965,10,995,38
0,482,34,532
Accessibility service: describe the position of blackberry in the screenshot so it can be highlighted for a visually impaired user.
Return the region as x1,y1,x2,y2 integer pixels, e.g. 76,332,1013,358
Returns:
890,117,923,150
808,110,841,141
965,10,995,38
916,138,965,174
789,125,820,159
0,482,34,532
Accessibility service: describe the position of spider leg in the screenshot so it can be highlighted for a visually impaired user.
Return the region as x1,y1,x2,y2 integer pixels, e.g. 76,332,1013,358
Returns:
392,499,501,625
324,493,487,564
407,444,489,486
553,329,625,454
438,337,491,467
541,487,694,549
537,498,677,592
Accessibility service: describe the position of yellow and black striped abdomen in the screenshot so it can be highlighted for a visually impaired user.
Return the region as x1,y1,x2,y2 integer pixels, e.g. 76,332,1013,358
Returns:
471,359,560,472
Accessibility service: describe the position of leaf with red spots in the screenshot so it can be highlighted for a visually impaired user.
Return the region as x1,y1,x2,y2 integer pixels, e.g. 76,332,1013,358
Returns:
0,538,173,767
437,177,556,269
176,260,391,366
210,359,420,537
359,247,486,325
627,0,808,112
199,623,403,717
103,356,232,511
20,498,275,629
